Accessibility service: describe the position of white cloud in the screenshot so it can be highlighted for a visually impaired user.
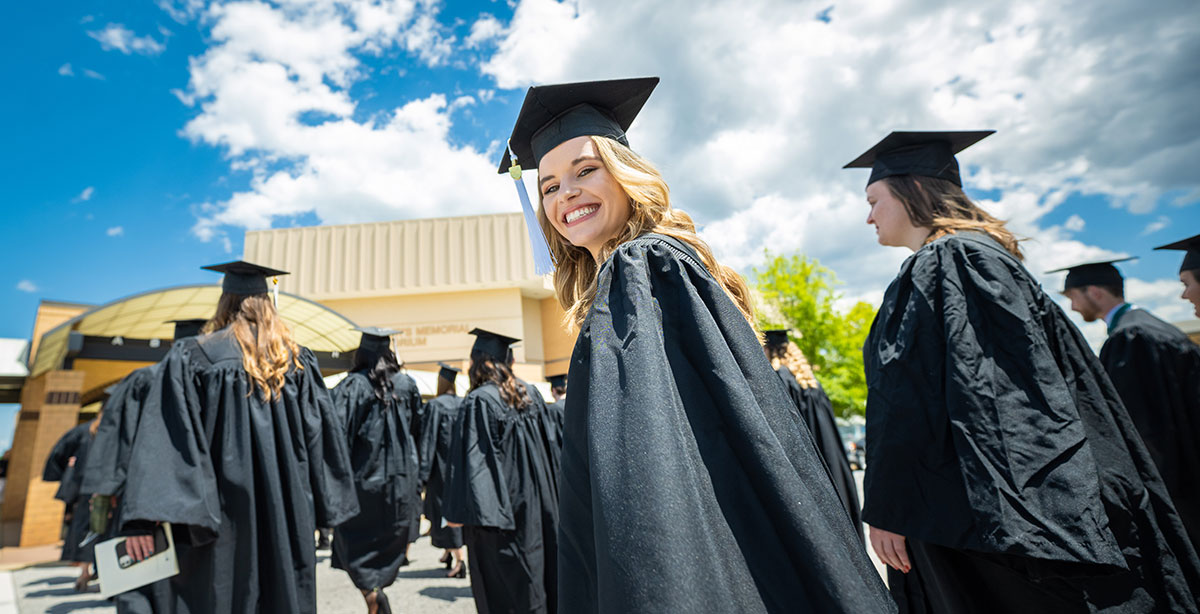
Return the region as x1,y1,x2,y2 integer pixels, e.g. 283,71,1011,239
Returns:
88,23,167,55
72,186,94,202
58,63,74,76
83,69,106,80
16,280,37,293
466,14,504,48
1063,214,1086,232
1140,215,1170,236
157,0,205,23
180,0,495,243
478,0,1200,304
107,226,124,237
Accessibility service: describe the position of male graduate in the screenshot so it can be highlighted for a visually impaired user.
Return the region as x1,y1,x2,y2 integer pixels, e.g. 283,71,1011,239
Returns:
1054,257,1200,552
1156,232,1200,318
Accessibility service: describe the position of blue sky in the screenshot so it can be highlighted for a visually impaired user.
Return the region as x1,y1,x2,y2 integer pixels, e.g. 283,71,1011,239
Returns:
1,1,1198,451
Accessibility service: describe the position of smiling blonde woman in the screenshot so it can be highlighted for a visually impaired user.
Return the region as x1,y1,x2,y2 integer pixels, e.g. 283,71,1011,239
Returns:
498,78,894,614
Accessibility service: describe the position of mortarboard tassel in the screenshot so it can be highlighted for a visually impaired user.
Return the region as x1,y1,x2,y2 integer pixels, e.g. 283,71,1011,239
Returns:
509,145,556,275
272,276,279,307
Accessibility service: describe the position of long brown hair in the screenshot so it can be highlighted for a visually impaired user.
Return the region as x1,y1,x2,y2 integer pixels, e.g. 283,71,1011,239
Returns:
468,350,529,411
883,175,1024,259
766,341,819,390
204,293,302,400
538,136,757,331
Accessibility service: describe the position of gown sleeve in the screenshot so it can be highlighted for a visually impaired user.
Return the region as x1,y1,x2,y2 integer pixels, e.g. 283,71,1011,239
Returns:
862,236,1125,570
43,426,82,483
298,349,359,528
441,393,513,530
120,340,223,543
418,399,439,485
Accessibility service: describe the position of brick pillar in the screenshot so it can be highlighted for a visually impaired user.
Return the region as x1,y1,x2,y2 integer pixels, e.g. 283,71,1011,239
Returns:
0,370,85,547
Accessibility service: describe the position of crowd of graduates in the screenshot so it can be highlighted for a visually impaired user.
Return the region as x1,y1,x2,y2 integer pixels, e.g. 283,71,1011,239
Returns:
33,76,1200,614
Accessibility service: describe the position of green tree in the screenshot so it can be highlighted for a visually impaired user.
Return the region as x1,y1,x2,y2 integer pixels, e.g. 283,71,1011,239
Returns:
754,252,875,417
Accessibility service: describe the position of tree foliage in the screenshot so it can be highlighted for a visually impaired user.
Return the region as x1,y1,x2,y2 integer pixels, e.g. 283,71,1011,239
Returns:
754,251,876,417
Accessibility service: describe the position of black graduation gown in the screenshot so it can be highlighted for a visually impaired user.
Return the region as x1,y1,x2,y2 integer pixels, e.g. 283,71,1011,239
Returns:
330,372,420,590
1100,307,1200,553
419,393,464,549
559,233,894,614
43,422,94,563
443,382,560,614
392,372,424,545
120,330,359,614
776,368,864,542
80,365,176,614
545,399,564,446
863,232,1200,613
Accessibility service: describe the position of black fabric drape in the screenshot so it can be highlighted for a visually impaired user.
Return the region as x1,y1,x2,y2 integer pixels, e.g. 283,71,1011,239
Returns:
419,393,464,549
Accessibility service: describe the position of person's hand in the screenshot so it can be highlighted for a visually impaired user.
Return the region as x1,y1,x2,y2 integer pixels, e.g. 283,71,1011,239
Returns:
868,525,911,573
67,456,76,467
446,522,463,528
125,535,157,562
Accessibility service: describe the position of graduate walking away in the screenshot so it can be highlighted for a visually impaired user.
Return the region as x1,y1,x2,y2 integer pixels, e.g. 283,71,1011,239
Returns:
847,131,1200,613
418,362,466,578
43,411,104,592
1056,258,1200,553
499,77,893,613
81,319,207,613
119,261,359,614
331,327,422,614
443,328,560,614
390,365,424,560
763,329,863,542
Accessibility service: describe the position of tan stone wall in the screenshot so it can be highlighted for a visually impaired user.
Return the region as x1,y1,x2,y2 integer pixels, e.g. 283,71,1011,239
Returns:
540,298,576,377
28,302,89,365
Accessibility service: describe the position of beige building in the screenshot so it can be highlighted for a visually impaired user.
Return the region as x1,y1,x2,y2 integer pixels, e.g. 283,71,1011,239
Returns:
243,212,577,382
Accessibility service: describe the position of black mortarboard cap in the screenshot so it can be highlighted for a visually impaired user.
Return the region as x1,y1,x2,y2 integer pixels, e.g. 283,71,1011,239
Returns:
469,328,520,361
1154,233,1200,273
438,362,461,384
762,329,790,348
498,77,659,174
547,374,567,389
843,131,994,187
201,260,288,295
355,326,399,352
1046,257,1136,292
167,319,208,341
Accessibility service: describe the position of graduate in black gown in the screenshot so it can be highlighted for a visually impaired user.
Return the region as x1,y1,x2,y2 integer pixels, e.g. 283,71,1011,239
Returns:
43,411,103,592
847,131,1200,612
499,78,893,613
1054,258,1200,553
390,364,424,559
443,328,560,614
544,374,566,444
331,327,421,614
1156,232,1200,318
119,261,359,614
418,362,466,578
763,329,863,542
81,318,207,613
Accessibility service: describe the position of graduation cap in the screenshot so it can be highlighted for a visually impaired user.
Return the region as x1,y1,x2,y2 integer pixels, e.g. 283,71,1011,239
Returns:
469,328,520,361
355,326,399,352
201,260,288,296
497,77,660,275
843,131,994,188
1046,257,1136,292
166,319,208,341
547,374,567,389
762,329,790,349
1154,233,1200,274
438,362,461,384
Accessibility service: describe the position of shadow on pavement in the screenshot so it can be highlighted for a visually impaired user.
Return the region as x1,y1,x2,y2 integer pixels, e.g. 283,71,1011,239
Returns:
22,575,75,587
396,567,458,579
47,600,112,613
418,586,472,602
26,587,97,599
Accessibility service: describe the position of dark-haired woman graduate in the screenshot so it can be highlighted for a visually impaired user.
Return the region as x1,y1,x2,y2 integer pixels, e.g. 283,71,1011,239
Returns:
331,327,422,614
81,319,207,613
763,329,862,542
443,328,560,614
119,261,359,614
418,362,466,578
847,131,1200,612
43,408,104,592
499,78,893,613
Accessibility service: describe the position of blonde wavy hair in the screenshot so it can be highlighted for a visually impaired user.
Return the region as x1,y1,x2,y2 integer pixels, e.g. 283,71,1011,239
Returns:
766,341,819,390
538,136,756,330
883,175,1024,260
204,293,302,401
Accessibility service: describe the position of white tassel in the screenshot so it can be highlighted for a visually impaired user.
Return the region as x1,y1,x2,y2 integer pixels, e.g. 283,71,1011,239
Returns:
509,154,555,275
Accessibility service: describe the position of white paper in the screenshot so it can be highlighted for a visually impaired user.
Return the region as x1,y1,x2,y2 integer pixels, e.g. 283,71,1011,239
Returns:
95,522,180,599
